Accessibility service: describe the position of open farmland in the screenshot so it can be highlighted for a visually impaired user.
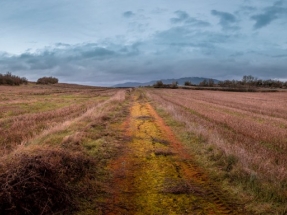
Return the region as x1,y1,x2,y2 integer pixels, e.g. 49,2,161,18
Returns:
0,84,120,154
0,84,129,214
147,89,287,214
0,84,286,214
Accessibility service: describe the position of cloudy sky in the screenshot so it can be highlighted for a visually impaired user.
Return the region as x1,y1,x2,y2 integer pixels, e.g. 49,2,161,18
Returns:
0,0,286,86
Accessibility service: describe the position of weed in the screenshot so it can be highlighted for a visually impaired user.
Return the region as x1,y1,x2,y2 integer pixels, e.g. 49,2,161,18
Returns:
0,146,94,215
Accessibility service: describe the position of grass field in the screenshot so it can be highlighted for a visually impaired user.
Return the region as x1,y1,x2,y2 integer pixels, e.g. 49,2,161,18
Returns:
147,89,287,214
0,84,286,214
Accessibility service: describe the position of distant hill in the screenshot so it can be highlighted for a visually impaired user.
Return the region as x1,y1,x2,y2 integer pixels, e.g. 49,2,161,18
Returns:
112,77,220,87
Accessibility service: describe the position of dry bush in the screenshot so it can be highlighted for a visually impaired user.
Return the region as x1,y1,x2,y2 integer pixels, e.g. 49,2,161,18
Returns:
0,72,28,86
0,146,94,215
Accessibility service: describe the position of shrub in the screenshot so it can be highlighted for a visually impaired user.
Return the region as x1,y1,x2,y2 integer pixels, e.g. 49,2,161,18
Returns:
0,146,94,215
170,81,178,89
153,80,164,88
0,72,28,85
184,81,192,86
37,76,58,84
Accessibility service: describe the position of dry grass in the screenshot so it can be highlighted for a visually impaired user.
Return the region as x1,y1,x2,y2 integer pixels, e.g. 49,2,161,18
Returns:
0,84,130,214
147,89,287,214
0,145,94,215
0,84,120,154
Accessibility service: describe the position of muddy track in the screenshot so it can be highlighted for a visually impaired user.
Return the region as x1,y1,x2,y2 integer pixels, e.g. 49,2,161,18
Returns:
107,92,243,214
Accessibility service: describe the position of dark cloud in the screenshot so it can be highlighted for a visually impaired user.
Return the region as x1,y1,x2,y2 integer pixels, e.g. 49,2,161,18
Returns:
211,10,239,30
1,39,286,85
171,10,210,27
251,13,277,29
0,42,146,85
211,10,237,23
123,11,135,18
251,1,287,29
170,10,189,23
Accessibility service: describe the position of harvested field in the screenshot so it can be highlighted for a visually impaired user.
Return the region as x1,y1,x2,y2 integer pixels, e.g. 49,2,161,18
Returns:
0,84,117,154
0,84,129,214
147,89,287,214
0,84,286,214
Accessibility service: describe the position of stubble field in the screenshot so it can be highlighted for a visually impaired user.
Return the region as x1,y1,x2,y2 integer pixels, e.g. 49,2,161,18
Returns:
147,88,287,214
0,84,286,214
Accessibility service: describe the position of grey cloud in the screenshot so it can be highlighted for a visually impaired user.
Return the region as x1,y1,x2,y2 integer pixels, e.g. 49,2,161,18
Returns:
170,10,189,23
0,43,140,77
211,10,239,30
155,26,237,49
274,0,284,6
151,8,167,14
211,10,236,23
241,6,257,12
1,39,286,86
272,54,287,58
235,6,257,16
171,10,210,27
80,47,115,58
123,11,135,18
251,1,287,29
55,43,71,48
251,13,277,29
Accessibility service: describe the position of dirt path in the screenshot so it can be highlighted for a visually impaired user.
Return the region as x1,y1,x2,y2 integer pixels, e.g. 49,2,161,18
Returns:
107,92,241,214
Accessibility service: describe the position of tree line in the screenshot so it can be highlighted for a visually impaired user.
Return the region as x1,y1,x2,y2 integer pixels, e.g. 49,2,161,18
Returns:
0,72,58,85
153,75,287,89
198,75,287,88
0,72,28,85
217,75,287,88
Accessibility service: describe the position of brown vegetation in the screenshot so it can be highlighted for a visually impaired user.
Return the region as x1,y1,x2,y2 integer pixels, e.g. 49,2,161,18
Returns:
0,146,93,215
36,76,58,84
1,83,286,214
0,72,28,85
0,83,128,214
0,84,118,154
147,89,287,214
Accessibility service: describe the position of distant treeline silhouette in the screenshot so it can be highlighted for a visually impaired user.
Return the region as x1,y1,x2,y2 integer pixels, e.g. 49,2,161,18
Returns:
0,73,60,86
36,76,58,84
153,80,178,89
218,75,287,88
153,75,287,90
0,72,28,85
199,75,287,88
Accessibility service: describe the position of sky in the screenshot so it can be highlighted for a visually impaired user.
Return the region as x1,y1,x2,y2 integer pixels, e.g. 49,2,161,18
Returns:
0,0,286,86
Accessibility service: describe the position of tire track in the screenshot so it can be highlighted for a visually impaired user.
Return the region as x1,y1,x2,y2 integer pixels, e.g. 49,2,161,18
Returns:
107,92,243,214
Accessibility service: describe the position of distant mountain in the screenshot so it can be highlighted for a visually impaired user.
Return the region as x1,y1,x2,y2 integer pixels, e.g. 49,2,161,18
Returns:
112,77,220,87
